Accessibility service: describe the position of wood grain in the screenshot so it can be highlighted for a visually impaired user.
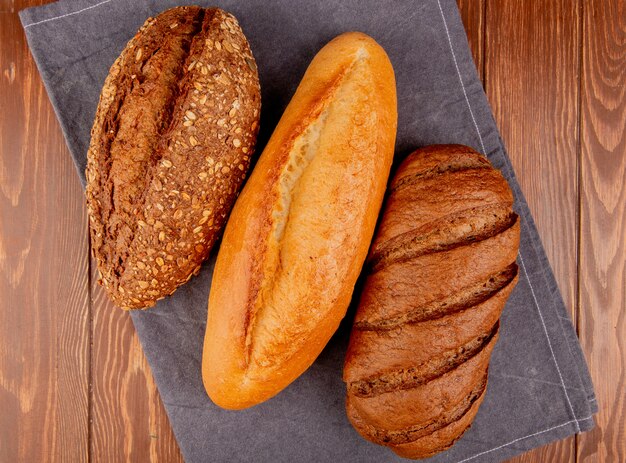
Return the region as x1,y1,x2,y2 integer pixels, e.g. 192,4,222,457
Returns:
457,0,485,81
90,263,183,462
0,3,89,461
1,0,621,461
485,1,581,462
577,0,626,461
0,0,49,14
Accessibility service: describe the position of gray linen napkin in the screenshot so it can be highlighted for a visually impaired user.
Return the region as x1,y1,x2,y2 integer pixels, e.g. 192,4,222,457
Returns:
20,1,598,461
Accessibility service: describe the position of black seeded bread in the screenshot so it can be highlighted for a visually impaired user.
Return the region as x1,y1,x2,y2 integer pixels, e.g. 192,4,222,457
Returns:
85,6,260,309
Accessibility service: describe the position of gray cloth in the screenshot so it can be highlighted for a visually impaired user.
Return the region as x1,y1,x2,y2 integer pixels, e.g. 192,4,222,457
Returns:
20,1,597,462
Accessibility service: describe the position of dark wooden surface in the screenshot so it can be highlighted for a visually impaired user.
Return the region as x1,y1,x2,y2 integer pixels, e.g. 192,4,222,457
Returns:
482,1,581,461
1,0,624,461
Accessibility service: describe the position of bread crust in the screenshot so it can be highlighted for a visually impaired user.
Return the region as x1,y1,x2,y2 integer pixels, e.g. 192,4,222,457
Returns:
343,145,520,458
202,32,397,409
346,328,497,443
86,7,260,309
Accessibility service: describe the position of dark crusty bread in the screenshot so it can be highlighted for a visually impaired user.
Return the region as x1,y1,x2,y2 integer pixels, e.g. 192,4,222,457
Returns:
343,144,520,459
85,7,260,309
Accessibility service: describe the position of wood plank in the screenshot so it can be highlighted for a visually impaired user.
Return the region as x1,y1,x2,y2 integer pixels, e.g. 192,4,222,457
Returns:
457,0,485,81
90,266,183,462
0,3,89,461
577,0,626,461
4,1,612,462
1,0,49,14
485,1,581,461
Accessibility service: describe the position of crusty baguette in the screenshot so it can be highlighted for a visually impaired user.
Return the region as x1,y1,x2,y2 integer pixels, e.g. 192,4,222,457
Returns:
85,7,260,309
343,145,520,458
202,32,397,410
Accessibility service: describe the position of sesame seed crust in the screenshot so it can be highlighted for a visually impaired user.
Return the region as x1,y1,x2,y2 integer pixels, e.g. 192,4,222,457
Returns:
85,6,261,309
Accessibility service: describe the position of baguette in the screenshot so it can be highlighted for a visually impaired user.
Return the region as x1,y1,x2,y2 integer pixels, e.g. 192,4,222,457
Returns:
343,145,520,459
85,7,260,309
202,32,397,409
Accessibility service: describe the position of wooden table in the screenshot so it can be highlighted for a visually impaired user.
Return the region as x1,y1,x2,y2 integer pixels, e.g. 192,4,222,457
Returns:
1,1,624,461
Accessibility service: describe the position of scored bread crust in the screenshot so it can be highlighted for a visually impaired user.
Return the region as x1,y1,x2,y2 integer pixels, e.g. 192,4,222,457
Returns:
86,7,260,309
343,145,520,458
202,32,397,410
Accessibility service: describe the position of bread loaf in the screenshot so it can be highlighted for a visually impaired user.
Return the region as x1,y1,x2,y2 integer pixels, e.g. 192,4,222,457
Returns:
85,7,260,309
343,145,520,459
202,32,397,409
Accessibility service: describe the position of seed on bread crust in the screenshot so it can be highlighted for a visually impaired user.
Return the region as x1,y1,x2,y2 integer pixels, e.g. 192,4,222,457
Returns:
85,6,261,310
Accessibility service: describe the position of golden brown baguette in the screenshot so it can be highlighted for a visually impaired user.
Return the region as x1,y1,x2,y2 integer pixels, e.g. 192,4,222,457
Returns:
85,7,260,309
202,32,397,409
343,145,520,459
